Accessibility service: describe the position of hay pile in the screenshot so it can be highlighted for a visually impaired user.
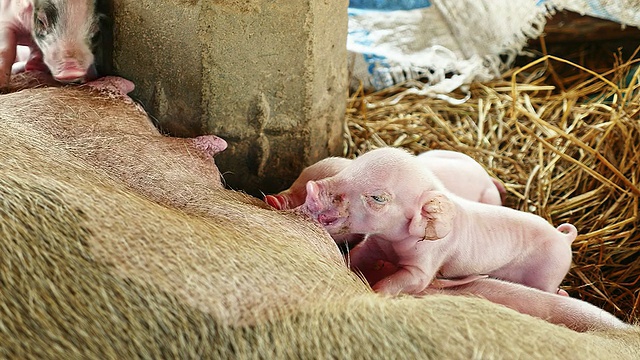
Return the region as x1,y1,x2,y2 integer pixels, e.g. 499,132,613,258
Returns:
344,52,640,323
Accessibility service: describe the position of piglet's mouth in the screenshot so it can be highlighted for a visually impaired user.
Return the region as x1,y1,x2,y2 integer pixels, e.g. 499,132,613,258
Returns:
317,213,344,227
53,63,97,84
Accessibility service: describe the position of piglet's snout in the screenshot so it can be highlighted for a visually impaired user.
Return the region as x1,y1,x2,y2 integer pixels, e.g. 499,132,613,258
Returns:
318,212,342,226
303,181,346,227
53,60,90,82
49,46,94,83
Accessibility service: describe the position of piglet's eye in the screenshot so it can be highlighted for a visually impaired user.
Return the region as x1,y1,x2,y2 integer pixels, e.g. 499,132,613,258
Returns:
370,195,387,204
36,12,48,30
363,192,391,209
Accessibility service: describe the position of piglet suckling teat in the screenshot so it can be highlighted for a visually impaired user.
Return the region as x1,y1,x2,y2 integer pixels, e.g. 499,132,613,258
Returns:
299,147,577,296
265,149,505,212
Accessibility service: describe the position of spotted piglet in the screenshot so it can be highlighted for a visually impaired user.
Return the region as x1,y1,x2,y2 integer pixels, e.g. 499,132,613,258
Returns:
0,0,100,88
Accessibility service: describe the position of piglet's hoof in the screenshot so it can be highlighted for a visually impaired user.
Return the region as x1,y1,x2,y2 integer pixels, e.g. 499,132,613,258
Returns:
11,61,27,74
264,195,286,210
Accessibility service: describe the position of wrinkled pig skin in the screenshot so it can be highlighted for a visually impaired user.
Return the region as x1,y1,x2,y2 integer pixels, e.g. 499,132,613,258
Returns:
0,0,99,89
302,147,577,295
266,149,504,211
4,73,230,212
1,75,638,358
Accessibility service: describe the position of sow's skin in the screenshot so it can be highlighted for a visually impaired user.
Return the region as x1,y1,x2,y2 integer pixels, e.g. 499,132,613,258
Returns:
302,147,577,295
0,0,99,88
1,74,639,358
266,149,505,211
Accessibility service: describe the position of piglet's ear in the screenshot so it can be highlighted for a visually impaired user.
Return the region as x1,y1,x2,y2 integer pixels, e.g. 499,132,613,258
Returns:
304,181,323,213
408,191,455,241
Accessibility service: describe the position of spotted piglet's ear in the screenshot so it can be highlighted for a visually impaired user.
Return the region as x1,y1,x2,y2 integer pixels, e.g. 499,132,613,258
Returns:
408,191,455,241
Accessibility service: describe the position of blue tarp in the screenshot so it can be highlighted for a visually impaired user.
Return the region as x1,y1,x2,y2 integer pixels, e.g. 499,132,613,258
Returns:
348,0,431,11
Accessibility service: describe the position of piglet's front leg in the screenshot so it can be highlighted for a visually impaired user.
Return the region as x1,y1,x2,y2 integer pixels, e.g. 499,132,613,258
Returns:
349,237,440,296
23,47,48,73
347,237,397,286
372,267,437,295
0,28,17,89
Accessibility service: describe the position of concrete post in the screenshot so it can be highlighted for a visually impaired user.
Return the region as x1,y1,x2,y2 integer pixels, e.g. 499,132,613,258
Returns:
111,0,349,196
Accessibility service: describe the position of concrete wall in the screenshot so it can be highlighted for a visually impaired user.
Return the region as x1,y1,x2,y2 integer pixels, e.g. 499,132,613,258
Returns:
111,0,349,196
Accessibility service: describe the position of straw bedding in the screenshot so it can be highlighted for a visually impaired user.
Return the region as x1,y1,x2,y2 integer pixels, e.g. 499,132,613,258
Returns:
344,51,640,323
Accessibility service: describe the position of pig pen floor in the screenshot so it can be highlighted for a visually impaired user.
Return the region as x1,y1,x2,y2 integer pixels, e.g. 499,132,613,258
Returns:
344,49,640,323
